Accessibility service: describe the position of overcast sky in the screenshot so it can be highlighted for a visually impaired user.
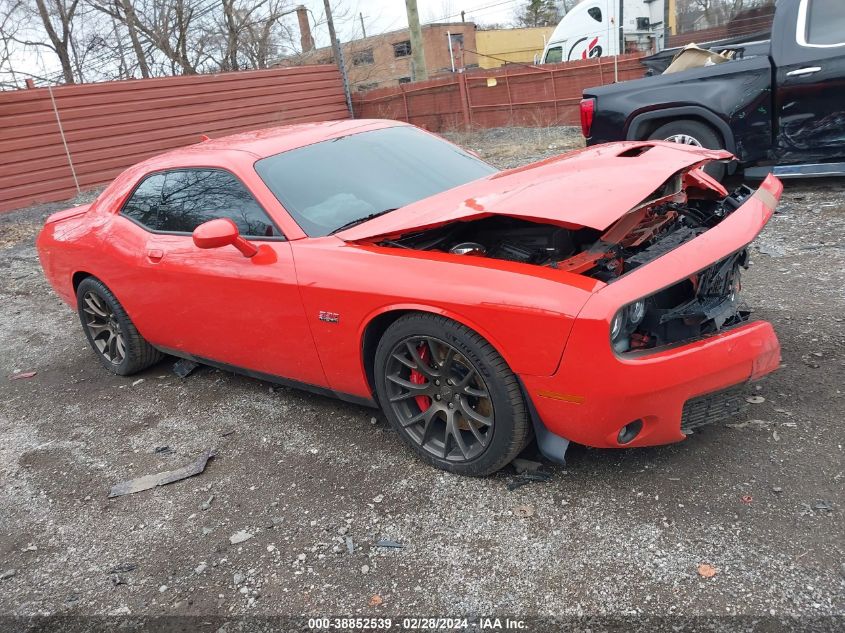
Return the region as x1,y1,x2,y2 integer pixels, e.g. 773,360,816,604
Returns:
8,0,527,83
303,0,525,46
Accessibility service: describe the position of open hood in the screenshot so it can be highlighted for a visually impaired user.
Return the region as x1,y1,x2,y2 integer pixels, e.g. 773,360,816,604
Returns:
337,141,733,241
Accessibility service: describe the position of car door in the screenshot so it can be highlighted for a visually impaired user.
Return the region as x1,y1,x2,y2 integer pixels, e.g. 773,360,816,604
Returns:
116,168,327,387
773,0,845,163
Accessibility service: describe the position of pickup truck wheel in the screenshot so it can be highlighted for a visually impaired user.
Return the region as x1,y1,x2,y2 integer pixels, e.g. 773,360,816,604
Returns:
648,120,726,181
374,313,530,476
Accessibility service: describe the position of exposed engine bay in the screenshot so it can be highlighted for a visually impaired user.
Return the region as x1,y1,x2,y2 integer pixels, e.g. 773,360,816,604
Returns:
379,182,757,353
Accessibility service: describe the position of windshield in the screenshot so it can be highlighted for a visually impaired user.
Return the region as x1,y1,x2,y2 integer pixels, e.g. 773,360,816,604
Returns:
254,125,497,237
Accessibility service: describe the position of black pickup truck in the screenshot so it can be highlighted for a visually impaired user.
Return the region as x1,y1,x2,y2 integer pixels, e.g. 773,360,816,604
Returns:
581,0,845,179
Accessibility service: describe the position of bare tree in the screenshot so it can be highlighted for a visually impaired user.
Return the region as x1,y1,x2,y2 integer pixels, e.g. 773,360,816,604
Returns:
216,0,293,71
12,0,81,83
0,0,23,87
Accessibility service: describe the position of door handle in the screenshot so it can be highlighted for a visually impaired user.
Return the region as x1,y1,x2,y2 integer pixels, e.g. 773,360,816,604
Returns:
786,66,821,77
146,248,164,263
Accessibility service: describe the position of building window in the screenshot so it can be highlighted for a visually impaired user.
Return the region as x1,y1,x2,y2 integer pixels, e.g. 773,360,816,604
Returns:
398,76,411,84
352,48,374,65
356,82,378,91
393,40,412,57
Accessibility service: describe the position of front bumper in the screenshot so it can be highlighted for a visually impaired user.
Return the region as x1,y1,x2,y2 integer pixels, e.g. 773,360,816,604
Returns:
522,174,783,451
522,319,780,448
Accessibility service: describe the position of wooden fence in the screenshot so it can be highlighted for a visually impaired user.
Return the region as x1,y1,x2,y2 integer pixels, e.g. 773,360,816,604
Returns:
0,65,350,213
352,55,646,132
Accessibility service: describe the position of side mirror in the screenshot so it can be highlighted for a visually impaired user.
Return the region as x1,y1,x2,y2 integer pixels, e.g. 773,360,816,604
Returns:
192,218,258,258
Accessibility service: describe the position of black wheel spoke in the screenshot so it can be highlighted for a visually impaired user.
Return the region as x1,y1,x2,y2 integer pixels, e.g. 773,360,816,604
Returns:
462,416,488,447
405,341,428,371
448,419,470,459
420,411,436,446
437,346,455,376
463,385,488,398
400,405,434,429
82,290,124,365
386,373,430,392
459,396,492,426
391,352,416,370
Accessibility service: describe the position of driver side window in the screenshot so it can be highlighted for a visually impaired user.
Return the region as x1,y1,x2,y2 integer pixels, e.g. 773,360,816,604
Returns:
545,46,563,63
121,169,280,238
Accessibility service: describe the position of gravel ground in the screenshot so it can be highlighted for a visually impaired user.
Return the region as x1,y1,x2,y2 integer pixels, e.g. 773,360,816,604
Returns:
0,127,843,630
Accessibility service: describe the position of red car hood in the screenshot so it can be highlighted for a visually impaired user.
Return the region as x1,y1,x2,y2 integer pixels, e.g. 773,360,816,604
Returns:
338,141,732,241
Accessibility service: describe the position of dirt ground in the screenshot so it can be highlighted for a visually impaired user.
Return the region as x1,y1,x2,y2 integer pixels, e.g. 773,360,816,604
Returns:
0,127,843,629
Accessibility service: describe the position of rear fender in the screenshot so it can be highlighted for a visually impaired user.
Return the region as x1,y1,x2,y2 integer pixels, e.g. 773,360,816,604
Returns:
626,106,737,154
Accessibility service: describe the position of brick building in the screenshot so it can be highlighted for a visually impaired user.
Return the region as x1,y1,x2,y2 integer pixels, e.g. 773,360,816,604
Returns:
281,20,477,92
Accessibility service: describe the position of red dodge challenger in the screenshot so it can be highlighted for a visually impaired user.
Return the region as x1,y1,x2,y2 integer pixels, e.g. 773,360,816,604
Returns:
37,119,782,475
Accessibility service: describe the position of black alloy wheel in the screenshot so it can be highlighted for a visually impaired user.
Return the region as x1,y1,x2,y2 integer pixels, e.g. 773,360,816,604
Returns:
375,314,530,476
81,290,126,365
76,277,163,376
385,335,494,462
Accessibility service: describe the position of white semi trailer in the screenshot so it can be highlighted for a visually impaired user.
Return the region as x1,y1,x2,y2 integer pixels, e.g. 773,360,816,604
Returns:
540,0,666,63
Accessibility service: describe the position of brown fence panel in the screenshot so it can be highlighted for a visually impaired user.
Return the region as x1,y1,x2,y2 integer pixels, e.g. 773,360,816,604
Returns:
0,65,350,213
353,55,645,133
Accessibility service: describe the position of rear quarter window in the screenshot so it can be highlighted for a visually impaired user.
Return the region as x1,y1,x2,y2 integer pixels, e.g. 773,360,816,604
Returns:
121,173,166,231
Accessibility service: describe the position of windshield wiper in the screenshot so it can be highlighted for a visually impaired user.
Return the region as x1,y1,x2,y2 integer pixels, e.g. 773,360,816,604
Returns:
329,209,397,235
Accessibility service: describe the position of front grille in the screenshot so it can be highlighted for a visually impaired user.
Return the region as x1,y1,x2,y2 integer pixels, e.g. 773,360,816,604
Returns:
681,384,749,434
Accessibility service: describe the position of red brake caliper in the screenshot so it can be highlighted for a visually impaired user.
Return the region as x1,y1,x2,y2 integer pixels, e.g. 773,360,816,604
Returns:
410,342,432,411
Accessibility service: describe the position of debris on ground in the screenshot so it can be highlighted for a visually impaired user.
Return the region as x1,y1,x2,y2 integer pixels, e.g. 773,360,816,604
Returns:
746,395,766,404
369,594,383,606
516,504,535,517
107,563,137,574
697,563,718,578
375,539,404,549
172,358,200,378
0,570,15,581
741,495,753,504
345,537,354,554
108,450,215,498
229,530,253,545
512,458,544,474
507,471,553,491
153,445,174,456
8,371,36,381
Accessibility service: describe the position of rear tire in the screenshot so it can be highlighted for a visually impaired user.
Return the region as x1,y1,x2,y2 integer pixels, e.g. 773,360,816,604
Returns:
374,313,529,476
76,277,163,376
648,119,726,181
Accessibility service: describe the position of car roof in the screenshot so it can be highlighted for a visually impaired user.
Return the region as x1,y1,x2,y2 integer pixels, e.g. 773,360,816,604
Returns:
155,119,405,162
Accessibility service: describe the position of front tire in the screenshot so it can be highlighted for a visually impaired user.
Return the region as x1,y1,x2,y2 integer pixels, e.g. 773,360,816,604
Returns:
374,314,529,476
76,277,163,376
648,119,726,181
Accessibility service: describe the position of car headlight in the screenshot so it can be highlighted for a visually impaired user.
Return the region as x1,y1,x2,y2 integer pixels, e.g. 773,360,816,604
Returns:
610,298,649,353
610,310,625,341
628,299,646,325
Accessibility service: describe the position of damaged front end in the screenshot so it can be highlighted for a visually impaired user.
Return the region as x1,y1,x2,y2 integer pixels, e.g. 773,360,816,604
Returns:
376,164,759,353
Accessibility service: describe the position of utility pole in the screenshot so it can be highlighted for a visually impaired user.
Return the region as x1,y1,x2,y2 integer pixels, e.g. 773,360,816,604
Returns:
359,12,367,38
323,0,353,117
323,0,342,66
405,0,428,81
